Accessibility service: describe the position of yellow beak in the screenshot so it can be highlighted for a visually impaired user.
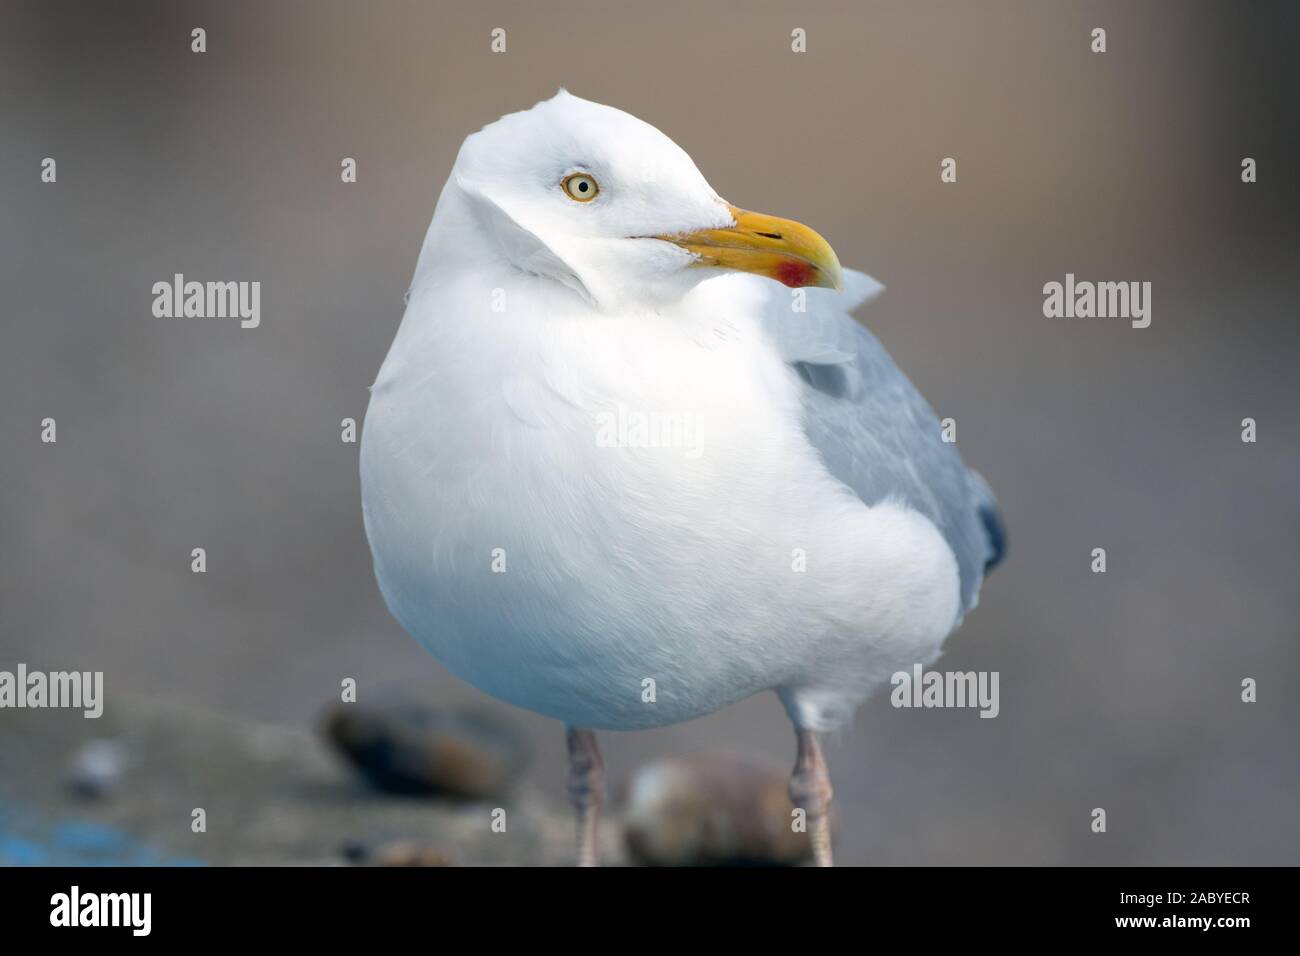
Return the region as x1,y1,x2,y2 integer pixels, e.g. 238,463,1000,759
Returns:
657,204,843,290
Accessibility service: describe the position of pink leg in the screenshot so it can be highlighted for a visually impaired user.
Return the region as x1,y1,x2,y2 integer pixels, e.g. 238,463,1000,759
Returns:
789,727,834,866
565,727,605,867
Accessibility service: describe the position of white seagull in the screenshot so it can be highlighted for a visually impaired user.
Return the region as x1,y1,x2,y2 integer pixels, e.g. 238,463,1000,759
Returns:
361,91,1005,866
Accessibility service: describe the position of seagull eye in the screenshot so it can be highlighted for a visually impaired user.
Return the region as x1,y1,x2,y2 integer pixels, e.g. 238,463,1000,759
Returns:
561,172,599,202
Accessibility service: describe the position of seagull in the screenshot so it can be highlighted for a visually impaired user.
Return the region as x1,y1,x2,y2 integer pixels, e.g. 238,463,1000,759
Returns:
361,91,1005,866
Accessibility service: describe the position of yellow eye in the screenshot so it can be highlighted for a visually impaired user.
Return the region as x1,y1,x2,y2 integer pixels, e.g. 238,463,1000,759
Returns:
562,172,599,202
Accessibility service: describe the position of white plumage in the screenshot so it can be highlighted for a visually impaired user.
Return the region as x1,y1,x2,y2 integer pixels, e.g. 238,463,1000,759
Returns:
360,91,1003,865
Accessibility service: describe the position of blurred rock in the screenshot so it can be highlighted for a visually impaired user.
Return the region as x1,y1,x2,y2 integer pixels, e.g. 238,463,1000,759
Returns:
322,701,528,800
65,739,126,800
623,753,814,866
345,839,455,867
1,698,585,865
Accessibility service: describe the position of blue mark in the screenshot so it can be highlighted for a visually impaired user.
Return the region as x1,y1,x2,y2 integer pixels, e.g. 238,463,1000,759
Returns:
0,800,206,866
0,834,49,866
54,820,130,853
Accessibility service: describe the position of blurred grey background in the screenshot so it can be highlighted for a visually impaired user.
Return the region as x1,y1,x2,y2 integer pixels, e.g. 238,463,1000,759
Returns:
2,0,1297,864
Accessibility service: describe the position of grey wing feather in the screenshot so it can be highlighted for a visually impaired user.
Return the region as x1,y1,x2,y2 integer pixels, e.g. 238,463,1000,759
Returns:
764,270,1004,613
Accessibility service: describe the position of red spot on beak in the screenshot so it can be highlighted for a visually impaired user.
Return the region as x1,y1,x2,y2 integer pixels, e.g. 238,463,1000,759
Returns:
774,260,816,288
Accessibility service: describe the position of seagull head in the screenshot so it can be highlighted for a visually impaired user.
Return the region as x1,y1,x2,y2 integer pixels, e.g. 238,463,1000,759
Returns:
438,90,843,311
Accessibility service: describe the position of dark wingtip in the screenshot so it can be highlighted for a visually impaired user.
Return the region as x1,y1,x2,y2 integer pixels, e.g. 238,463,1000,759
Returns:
979,502,1007,573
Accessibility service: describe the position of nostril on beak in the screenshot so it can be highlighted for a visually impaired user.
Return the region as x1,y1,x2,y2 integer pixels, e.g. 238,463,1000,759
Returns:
755,231,783,240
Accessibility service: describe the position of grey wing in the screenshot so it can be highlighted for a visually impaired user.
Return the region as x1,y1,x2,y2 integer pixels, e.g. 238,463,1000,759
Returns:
763,271,1004,613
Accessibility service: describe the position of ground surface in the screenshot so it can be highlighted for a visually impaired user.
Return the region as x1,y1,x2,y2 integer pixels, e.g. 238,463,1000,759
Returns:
0,698,613,866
